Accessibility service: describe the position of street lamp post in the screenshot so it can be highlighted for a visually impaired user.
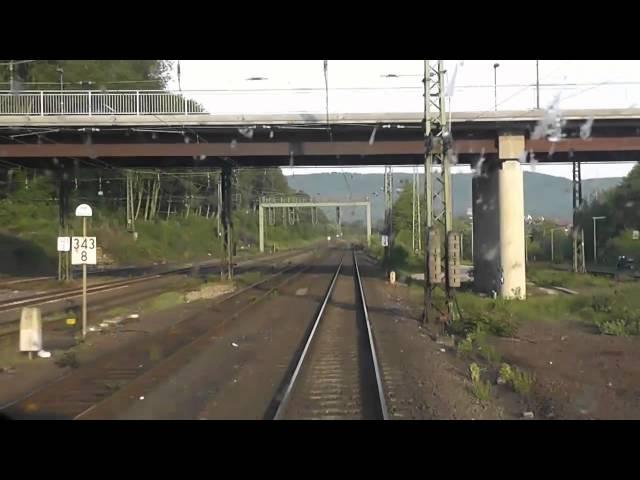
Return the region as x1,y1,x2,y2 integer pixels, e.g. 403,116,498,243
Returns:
592,216,606,263
493,63,500,111
536,60,540,109
56,66,64,114
9,60,14,91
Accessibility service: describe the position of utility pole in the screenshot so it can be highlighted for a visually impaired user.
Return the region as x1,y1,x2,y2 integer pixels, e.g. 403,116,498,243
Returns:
592,216,606,264
57,169,70,281
424,60,459,327
9,60,14,91
493,63,500,112
416,170,422,252
572,158,586,273
412,168,417,252
536,60,540,109
383,166,393,271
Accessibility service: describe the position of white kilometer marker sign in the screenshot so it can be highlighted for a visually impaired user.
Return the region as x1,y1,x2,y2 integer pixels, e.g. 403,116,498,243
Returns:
57,236,71,252
74,204,94,339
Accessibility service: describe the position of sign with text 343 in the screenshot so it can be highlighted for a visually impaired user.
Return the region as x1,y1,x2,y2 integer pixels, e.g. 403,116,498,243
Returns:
71,237,97,265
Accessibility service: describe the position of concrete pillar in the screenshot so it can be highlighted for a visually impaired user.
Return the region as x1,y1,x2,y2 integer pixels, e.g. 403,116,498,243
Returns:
499,158,526,298
472,134,526,299
472,162,501,294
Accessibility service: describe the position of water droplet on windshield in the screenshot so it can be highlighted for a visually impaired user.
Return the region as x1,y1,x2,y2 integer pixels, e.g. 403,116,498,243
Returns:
532,94,565,142
518,150,528,164
446,62,463,97
230,139,238,149
472,149,486,177
528,150,538,172
580,117,594,140
548,143,556,158
369,127,377,145
484,246,498,260
238,127,254,140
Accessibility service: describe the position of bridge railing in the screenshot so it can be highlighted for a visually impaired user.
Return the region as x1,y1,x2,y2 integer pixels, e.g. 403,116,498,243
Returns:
0,90,207,116
0,82,639,116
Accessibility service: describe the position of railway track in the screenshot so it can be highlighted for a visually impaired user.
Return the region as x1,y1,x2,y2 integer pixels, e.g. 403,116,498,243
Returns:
273,249,388,420
0,247,312,326
0,248,326,420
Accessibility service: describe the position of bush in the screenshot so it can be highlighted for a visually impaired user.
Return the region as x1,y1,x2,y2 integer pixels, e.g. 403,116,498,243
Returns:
499,362,535,396
469,362,492,402
593,306,640,336
591,294,614,313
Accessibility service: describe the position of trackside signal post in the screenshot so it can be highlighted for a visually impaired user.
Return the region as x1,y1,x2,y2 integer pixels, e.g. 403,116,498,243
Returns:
73,204,96,339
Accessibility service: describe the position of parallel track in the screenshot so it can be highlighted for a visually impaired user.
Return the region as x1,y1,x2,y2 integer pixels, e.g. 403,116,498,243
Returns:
0,248,312,322
0,249,324,420
273,249,388,420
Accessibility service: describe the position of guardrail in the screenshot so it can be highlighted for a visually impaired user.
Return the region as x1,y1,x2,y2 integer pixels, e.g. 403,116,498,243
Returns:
0,83,638,116
0,90,207,116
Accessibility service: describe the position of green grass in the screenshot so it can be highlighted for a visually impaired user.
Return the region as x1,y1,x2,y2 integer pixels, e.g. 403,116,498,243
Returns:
235,271,263,287
146,291,186,312
469,362,492,402
528,266,614,289
0,194,329,274
499,363,535,396
456,327,502,364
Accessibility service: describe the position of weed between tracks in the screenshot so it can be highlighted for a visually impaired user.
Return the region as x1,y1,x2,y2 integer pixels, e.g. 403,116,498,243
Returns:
469,363,492,402
498,363,534,396
55,352,79,369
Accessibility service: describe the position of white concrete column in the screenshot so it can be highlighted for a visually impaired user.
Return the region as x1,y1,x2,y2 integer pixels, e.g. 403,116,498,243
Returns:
497,135,526,299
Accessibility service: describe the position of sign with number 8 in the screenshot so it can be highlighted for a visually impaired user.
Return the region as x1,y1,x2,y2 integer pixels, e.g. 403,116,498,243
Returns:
71,236,97,265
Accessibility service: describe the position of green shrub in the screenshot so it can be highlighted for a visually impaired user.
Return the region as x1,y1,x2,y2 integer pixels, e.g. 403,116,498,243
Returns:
591,294,614,313
498,362,534,396
469,362,492,401
593,306,640,336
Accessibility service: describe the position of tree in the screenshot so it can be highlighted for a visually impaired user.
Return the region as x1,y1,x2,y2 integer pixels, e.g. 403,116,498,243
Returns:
0,60,172,90
577,162,640,262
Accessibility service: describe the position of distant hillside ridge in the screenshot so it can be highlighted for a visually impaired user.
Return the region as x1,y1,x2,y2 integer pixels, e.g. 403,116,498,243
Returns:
286,171,622,224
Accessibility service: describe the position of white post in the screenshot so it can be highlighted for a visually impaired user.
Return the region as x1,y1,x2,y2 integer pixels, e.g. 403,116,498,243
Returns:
259,204,265,253
366,203,372,246
88,91,92,116
470,218,474,262
40,91,44,116
551,229,555,263
136,91,140,116
82,217,87,339
593,218,597,263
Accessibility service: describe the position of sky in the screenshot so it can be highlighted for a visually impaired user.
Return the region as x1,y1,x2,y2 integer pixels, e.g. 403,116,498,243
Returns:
166,60,640,180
